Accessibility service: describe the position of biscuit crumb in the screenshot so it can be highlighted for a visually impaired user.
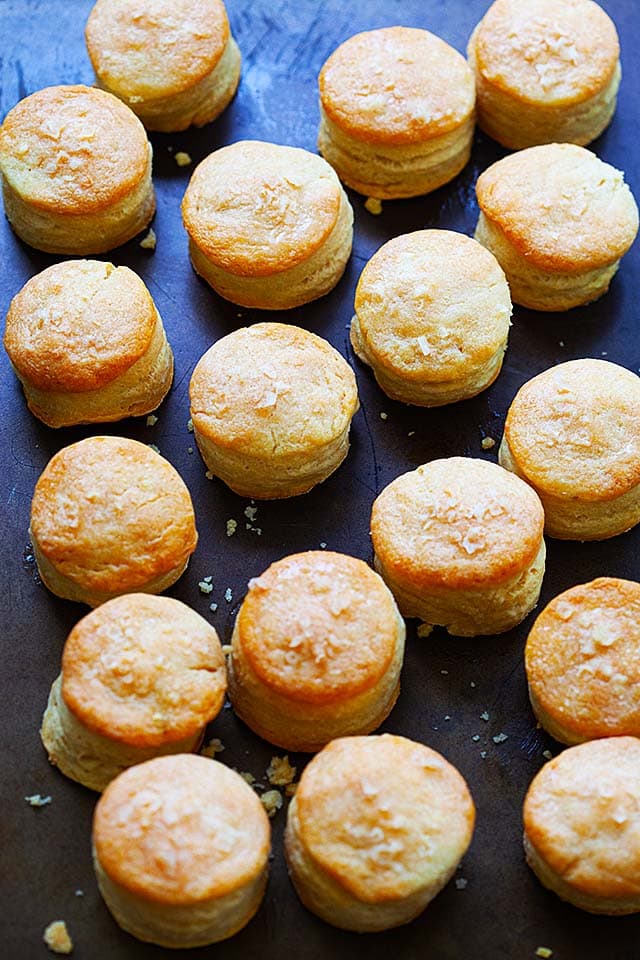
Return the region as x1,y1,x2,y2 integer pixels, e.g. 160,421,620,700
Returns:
470,681,476,688
74,891,83,898
542,750,553,760
226,519,237,537
408,430,415,437
535,949,553,959
43,921,73,955
200,737,225,758
187,418,194,432
364,196,383,215
239,771,255,785
244,505,258,522
285,782,298,797
25,793,51,807
224,588,233,603
266,756,297,787
440,669,448,675
261,789,283,818
444,715,451,722
480,750,487,758
145,414,158,427
559,340,565,347
480,711,490,722
493,733,508,744
481,436,495,450
148,443,160,454
471,735,480,742
417,624,433,638
210,603,219,613
175,151,192,167
139,228,156,250
319,541,327,549
198,579,214,595
205,471,214,480
379,411,388,420
221,643,232,655
187,446,194,454
455,878,468,890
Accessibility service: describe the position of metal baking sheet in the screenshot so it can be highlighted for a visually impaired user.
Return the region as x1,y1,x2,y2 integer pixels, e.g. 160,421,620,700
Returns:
1,1,639,957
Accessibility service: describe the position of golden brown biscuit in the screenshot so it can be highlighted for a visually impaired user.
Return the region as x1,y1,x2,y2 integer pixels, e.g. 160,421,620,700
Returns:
93,755,271,946
30,436,197,607
371,457,545,637
189,323,359,499
475,143,638,310
468,0,621,149
318,27,475,199
228,552,405,752
41,594,226,791
500,359,640,539
351,230,511,405
0,85,155,254
4,260,173,428
523,737,640,914
285,734,475,931
181,140,353,309
525,578,640,745
85,0,241,132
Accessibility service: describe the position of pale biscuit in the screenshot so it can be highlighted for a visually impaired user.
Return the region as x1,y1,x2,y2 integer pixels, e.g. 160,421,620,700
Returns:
0,85,155,254
93,755,271,946
4,260,173,428
85,0,241,132
475,143,638,310
189,323,359,499
182,140,353,309
500,359,640,539
285,734,475,931
371,457,545,637
351,229,511,405
30,436,197,606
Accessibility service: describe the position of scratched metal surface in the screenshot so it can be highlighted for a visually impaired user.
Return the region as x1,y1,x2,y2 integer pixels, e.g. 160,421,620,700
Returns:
1,1,639,958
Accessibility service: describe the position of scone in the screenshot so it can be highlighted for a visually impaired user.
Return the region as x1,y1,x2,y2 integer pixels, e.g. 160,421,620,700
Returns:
41,594,226,792
4,260,173,428
0,85,154,254
227,552,405,752
525,578,640,745
371,457,545,637
93,755,271,947
189,323,359,499
181,140,353,309
318,27,475,199
523,737,640,914
351,230,511,405
85,0,241,132
30,436,197,606
468,0,621,149
499,359,640,540
474,143,638,310
285,734,475,931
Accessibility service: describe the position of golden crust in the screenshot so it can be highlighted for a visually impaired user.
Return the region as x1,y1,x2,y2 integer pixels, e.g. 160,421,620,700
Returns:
523,737,640,905
526,578,640,743
371,457,544,592
30,436,197,594
62,594,226,747
85,0,229,101
503,359,640,502
475,144,638,274
0,85,150,214
181,141,342,276
319,27,475,146
93,755,271,905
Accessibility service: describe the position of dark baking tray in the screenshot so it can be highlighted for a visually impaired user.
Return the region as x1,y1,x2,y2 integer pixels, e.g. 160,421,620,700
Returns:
1,1,639,957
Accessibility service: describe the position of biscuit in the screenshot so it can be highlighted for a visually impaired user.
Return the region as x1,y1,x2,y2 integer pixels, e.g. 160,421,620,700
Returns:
181,140,353,309
30,436,197,606
351,229,511,405
4,260,173,428
41,594,226,791
285,734,475,931
0,85,155,254
371,457,545,637
189,323,359,499
475,143,638,311
318,27,475,199
523,737,640,914
85,0,241,132
525,578,640,745
93,755,271,946
499,359,640,539
228,552,405,752
468,0,621,149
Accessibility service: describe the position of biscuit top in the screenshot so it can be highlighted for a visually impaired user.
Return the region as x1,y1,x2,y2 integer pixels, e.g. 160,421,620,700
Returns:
471,0,619,106
190,323,358,457
0,85,150,214
526,579,640,741
235,552,402,704
524,737,640,900
181,141,343,276
294,735,474,901
93,755,270,904
504,359,640,501
62,594,226,747
4,260,157,392
354,230,511,382
86,0,229,100
371,457,544,590
30,436,197,593
476,144,639,273
319,27,475,146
